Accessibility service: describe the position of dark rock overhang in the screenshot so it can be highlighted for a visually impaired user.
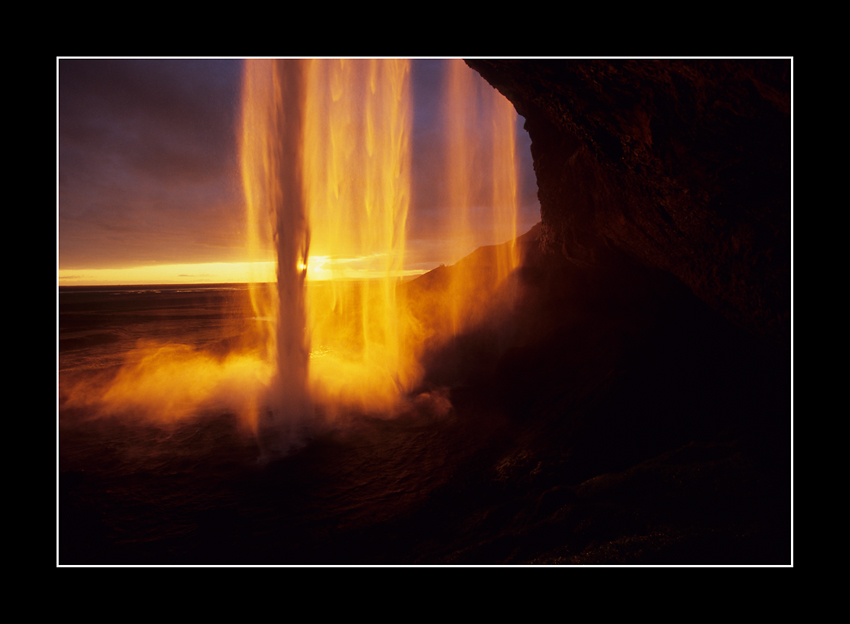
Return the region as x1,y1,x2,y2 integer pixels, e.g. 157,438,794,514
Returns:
466,59,791,349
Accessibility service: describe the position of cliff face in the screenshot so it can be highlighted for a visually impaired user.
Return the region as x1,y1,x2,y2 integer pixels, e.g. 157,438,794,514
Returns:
466,59,790,348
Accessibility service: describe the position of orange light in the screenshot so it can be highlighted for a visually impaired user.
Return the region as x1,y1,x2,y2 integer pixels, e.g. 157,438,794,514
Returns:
62,59,524,445
439,59,519,338
57,261,276,286
303,59,419,414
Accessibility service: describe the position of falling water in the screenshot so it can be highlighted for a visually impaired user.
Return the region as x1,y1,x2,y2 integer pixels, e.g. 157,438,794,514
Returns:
240,58,415,430
490,76,519,285
239,59,312,452
442,59,519,336
238,58,519,441
304,59,417,414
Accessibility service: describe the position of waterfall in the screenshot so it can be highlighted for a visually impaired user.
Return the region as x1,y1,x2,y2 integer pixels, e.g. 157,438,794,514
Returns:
240,59,311,455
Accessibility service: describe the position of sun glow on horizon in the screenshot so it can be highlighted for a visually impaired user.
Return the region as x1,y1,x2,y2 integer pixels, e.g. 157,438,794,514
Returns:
57,261,277,287
58,257,429,287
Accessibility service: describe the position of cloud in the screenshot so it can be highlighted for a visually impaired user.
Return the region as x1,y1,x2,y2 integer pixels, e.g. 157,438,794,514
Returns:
59,59,246,269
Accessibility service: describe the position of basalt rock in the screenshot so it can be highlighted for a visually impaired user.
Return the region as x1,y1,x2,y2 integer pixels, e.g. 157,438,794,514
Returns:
466,59,791,348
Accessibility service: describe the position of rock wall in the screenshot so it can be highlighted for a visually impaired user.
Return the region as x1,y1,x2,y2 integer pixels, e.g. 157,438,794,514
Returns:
466,59,790,348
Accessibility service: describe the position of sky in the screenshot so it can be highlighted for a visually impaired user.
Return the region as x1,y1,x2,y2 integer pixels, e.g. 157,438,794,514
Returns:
57,58,541,286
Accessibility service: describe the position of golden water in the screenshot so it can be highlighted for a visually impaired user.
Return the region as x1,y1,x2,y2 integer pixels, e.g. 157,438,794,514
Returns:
442,58,519,337
303,59,418,415
239,59,311,447
241,58,520,424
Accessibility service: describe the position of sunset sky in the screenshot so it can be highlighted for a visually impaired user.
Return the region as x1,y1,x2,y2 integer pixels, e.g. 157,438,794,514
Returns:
57,58,541,286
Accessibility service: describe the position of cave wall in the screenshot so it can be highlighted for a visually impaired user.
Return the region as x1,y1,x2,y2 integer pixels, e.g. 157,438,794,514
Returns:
466,59,791,348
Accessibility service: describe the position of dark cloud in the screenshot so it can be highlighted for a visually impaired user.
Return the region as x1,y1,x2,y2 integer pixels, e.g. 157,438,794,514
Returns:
59,59,245,269
59,59,241,179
